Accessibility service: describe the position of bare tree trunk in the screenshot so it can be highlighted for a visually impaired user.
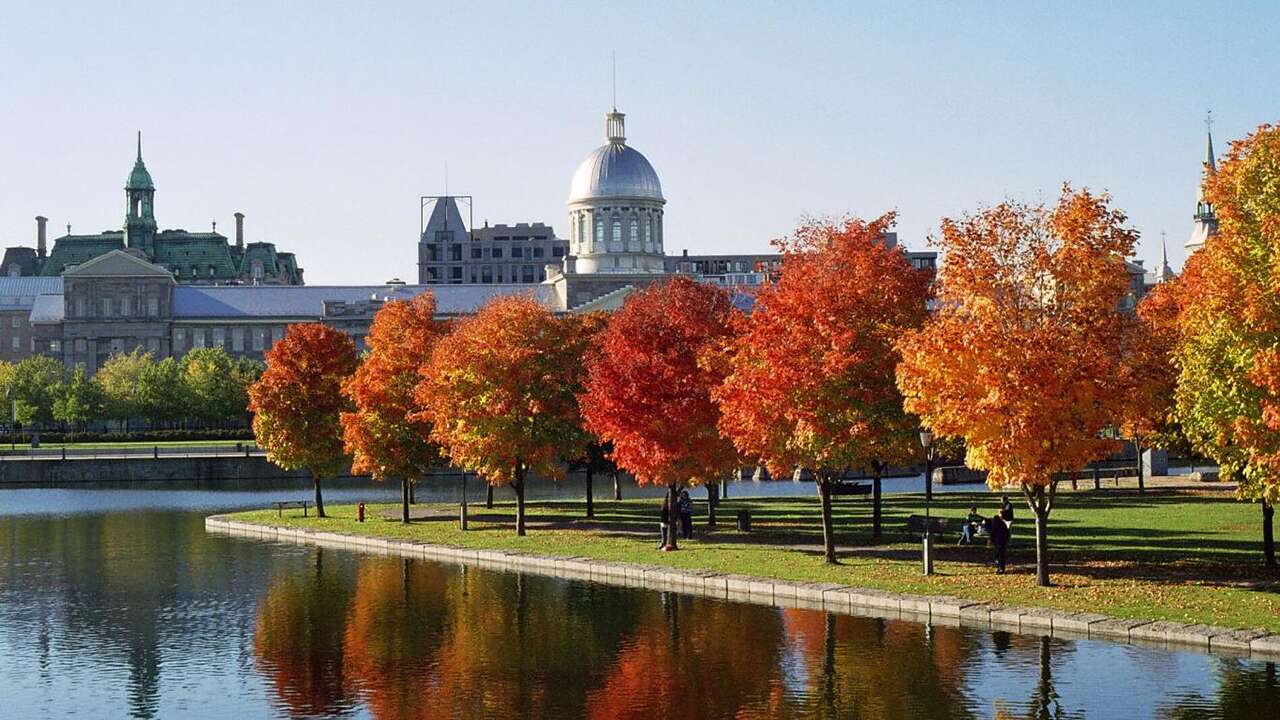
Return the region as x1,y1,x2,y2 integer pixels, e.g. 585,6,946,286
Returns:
1264,499,1275,567
665,484,679,551
585,466,595,518
612,469,622,501
1023,482,1055,587
312,473,326,518
818,475,836,564
401,477,410,523
706,484,718,527
871,465,883,540
486,483,494,509
513,465,527,536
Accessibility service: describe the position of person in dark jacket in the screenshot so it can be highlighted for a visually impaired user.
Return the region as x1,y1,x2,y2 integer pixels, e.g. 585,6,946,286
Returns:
678,490,693,539
989,513,1010,574
1000,496,1015,524
659,496,671,550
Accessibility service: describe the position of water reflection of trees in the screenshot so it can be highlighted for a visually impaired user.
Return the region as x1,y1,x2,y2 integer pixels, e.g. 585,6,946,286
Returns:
1156,660,1278,719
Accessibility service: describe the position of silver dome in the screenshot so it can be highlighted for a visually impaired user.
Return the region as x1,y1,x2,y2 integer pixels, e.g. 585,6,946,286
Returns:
568,112,664,203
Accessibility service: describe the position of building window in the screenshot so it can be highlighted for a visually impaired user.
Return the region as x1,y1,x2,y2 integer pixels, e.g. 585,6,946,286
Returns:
471,247,482,259
75,338,87,354
174,329,185,350
629,217,639,251
147,337,160,354
492,247,503,259
532,247,544,259
252,328,265,351
192,329,206,349
11,336,19,351
522,265,535,283
511,246,523,258
120,297,131,317
644,218,653,252
148,298,159,316
50,340,61,354
212,327,226,348
449,266,462,282
75,298,86,317
552,246,565,257
101,298,112,317
9,316,17,329
594,217,604,250
611,217,623,251
271,327,284,346
481,266,493,284
232,327,245,352
579,214,588,251
251,261,264,280
449,245,462,262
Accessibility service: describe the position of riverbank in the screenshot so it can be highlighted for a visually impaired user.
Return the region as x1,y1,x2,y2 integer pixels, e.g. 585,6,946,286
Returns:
218,492,1280,651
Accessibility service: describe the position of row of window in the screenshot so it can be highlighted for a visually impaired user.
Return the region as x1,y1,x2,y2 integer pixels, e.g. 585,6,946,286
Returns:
174,325,285,353
71,296,163,318
572,210,663,255
468,245,563,260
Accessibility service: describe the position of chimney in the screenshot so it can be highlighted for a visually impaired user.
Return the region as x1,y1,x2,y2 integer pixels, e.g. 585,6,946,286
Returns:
234,212,245,251
36,216,48,258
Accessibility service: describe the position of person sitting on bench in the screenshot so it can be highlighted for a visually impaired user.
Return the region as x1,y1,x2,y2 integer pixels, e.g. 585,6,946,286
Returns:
959,505,985,545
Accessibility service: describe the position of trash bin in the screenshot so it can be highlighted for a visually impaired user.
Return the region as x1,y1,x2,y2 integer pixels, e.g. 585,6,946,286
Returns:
736,508,751,533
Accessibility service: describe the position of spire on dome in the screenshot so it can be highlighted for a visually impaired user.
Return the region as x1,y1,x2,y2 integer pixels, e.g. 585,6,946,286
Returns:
1155,231,1175,282
126,131,155,191
137,130,142,162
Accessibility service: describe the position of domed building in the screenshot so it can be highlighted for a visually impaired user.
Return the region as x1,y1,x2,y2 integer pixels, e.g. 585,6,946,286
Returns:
567,110,666,274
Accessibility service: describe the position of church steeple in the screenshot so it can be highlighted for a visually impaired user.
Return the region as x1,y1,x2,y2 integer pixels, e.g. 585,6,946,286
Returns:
124,131,157,255
1186,114,1219,253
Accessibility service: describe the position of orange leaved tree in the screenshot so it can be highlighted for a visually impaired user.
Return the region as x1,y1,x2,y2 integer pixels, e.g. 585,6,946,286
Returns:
1176,123,1280,565
1115,277,1184,494
341,293,446,523
897,187,1140,586
418,295,590,536
716,215,931,562
580,276,740,551
249,323,359,518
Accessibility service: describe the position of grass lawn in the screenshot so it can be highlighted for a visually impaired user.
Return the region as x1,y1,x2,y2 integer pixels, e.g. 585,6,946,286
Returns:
228,489,1280,632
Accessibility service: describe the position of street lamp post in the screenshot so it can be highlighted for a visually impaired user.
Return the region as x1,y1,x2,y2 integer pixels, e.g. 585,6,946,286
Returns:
920,429,935,576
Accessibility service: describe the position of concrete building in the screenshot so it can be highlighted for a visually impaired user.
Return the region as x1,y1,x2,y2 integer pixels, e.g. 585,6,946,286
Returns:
1,134,303,286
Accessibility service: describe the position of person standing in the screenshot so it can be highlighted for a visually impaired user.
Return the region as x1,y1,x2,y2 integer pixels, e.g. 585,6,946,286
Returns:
658,495,671,550
1000,495,1015,524
678,490,694,540
990,512,1010,574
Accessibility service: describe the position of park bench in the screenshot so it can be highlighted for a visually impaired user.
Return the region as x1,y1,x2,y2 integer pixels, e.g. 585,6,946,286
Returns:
905,514,947,541
272,500,310,517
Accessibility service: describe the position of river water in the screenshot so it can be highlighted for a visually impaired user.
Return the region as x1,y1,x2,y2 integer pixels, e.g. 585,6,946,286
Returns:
0,480,1275,719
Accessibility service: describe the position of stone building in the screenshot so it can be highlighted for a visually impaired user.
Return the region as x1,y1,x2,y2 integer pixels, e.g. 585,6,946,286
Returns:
416,198,567,285
1,135,303,286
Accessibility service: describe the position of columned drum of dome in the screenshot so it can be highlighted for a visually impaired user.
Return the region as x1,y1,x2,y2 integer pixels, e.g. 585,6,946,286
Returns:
568,110,666,274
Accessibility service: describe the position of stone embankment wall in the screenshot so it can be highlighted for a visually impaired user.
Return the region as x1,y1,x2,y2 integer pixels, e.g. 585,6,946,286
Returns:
206,514,1280,662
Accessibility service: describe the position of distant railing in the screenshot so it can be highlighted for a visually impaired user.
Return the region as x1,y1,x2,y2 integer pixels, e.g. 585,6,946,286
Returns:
0,443,264,461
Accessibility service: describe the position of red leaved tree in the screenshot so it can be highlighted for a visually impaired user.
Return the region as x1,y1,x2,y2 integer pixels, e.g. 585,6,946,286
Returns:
580,276,741,551
896,187,1139,586
715,215,931,562
417,295,590,535
342,293,446,522
249,323,359,518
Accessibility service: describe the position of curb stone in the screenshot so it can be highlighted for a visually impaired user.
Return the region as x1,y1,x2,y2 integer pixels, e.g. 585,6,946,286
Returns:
204,515,1280,662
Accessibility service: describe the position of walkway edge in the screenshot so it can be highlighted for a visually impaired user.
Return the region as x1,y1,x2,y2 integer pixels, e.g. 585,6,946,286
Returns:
205,514,1280,661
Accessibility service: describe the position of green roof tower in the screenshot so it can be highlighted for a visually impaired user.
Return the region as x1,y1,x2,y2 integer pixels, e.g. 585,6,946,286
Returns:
124,131,158,256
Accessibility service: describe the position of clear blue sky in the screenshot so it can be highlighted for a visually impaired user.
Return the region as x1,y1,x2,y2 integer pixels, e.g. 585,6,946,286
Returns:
1,1,1276,284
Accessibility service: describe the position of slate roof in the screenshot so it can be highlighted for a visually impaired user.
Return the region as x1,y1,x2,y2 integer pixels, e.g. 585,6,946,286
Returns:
0,277,64,309
29,294,65,322
172,284,559,319
38,234,126,276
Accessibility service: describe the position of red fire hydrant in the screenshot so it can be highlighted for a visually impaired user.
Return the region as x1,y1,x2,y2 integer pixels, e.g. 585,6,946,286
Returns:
357,503,366,523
